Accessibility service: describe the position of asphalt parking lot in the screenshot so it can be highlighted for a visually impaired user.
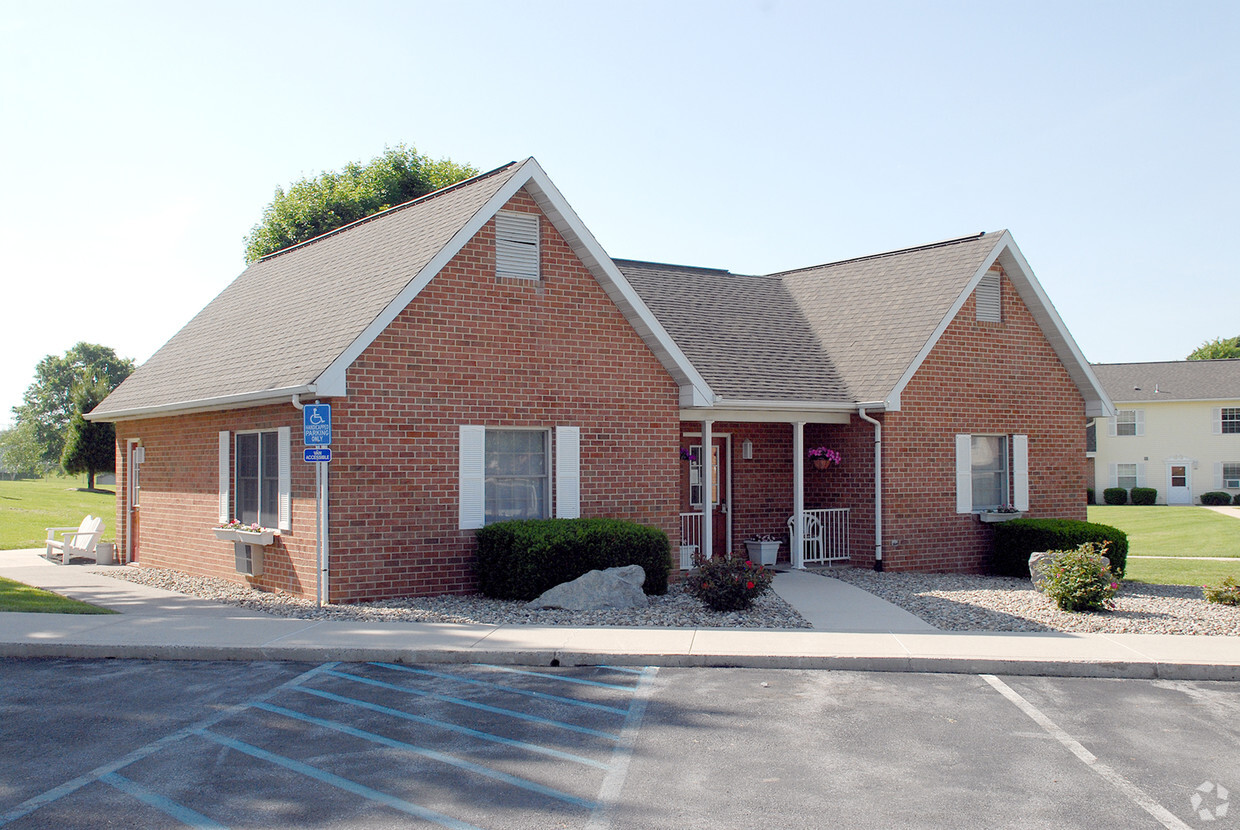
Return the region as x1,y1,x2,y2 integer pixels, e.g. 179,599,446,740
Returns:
1,659,1236,829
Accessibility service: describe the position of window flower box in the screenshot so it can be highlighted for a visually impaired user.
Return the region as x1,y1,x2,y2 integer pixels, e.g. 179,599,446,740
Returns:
213,525,277,546
977,511,1024,523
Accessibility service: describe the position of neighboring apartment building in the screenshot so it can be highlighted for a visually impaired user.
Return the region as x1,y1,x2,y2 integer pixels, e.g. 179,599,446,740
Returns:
1091,360,1240,504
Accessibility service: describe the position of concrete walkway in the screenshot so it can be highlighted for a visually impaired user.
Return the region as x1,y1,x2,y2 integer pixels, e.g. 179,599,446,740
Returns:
1,549,1237,680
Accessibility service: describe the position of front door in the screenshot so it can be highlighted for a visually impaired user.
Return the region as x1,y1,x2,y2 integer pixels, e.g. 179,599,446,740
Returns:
683,437,729,557
1167,463,1191,505
127,441,142,563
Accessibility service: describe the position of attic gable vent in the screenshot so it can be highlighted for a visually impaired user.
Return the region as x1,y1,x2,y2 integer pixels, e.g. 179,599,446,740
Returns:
975,270,1001,322
495,211,539,280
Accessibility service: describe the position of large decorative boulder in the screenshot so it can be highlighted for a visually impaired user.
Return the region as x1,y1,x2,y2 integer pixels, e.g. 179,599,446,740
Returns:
527,565,648,610
1029,551,1110,593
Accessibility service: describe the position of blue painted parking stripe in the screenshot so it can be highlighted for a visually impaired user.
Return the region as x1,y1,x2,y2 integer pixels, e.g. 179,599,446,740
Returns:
327,669,624,740
256,702,596,810
596,666,647,675
471,664,640,692
101,772,229,829
0,662,339,829
197,730,482,830
293,686,610,769
371,664,630,714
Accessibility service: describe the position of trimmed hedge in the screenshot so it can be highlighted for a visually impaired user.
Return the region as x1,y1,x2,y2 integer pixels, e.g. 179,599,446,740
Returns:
476,518,671,601
1130,487,1157,506
991,518,1128,579
1201,491,1232,506
1103,487,1128,505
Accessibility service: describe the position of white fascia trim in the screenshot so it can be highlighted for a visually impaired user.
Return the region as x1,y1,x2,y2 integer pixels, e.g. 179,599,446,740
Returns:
681,407,852,424
86,385,318,422
521,162,715,405
883,231,1115,419
710,397,859,412
1109,397,1240,405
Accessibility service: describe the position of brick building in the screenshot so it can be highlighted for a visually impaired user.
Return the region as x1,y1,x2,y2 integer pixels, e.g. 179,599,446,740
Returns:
89,158,1112,601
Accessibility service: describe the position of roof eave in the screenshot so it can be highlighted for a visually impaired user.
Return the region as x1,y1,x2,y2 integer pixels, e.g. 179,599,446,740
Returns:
86,384,317,422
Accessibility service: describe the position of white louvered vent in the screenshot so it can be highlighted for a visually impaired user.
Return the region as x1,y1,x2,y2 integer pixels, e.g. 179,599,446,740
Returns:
495,211,539,280
975,271,1001,322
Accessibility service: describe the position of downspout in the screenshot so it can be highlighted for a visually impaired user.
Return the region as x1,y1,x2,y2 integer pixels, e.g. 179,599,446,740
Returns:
857,407,883,571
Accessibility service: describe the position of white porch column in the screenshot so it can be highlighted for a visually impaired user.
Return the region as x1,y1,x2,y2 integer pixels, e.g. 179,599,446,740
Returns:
701,419,713,559
792,421,805,569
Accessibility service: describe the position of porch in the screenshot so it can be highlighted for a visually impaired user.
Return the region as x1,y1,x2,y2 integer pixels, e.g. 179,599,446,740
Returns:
679,507,850,569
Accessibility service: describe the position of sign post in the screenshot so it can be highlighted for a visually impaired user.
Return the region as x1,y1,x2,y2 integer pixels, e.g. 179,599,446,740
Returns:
304,404,332,607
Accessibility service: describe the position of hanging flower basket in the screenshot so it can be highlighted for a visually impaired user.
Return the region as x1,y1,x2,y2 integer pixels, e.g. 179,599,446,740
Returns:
808,447,840,470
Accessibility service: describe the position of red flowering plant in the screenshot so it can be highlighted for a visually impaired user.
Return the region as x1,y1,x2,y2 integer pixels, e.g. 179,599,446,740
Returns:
686,553,774,612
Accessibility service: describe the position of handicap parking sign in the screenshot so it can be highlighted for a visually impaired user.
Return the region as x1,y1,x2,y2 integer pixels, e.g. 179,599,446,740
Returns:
303,404,331,445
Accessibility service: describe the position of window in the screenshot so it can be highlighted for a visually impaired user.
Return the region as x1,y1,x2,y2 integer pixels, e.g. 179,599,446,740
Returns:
495,211,539,280
1115,463,1138,491
1114,410,1143,437
1222,408,1240,435
975,271,1001,322
956,434,1028,513
1223,463,1240,489
218,428,291,531
688,443,720,508
459,425,579,529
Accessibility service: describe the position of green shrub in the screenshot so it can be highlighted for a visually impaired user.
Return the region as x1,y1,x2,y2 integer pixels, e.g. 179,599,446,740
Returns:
1103,487,1128,505
1201,491,1232,506
1202,576,1240,606
475,518,671,601
991,518,1128,578
685,554,773,611
1086,488,1095,505
1130,487,1157,506
1040,542,1119,612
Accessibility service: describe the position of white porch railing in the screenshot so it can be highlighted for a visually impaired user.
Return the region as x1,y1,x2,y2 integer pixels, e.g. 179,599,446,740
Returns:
679,512,703,569
788,508,850,566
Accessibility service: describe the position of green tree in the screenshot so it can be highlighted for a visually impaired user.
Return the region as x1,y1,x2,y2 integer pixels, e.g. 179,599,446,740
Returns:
1187,336,1240,360
11,342,135,467
60,378,116,490
0,422,48,480
242,144,478,263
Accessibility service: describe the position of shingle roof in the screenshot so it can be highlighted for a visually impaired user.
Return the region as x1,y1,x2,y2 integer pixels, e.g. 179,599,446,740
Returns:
93,162,523,417
1091,360,1240,403
615,260,849,401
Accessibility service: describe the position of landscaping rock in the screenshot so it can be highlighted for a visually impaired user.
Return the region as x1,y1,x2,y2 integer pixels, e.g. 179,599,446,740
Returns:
527,565,648,611
1029,551,1110,593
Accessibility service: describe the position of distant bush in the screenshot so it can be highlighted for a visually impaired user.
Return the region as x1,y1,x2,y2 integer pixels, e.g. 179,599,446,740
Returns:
1130,487,1157,506
686,554,773,611
991,518,1128,578
1201,492,1232,506
1103,487,1128,505
1086,488,1095,505
475,518,670,601
1040,542,1119,612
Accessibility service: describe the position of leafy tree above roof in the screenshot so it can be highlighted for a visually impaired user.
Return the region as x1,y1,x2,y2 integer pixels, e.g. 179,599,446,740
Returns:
1186,336,1240,360
243,144,478,263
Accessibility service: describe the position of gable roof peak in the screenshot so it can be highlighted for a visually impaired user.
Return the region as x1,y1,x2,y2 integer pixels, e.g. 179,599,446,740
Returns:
766,230,1003,278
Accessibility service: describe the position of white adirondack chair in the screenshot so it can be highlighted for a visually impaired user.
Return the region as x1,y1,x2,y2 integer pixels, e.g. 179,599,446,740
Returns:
45,515,105,565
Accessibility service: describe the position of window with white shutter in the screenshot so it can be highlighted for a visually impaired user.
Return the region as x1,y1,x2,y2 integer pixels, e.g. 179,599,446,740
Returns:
495,211,539,280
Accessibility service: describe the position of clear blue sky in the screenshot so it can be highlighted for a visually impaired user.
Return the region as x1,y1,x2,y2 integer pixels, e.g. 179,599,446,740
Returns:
2,0,1237,426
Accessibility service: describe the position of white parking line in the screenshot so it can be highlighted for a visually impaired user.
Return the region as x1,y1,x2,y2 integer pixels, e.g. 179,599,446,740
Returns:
981,675,1191,830
586,667,658,830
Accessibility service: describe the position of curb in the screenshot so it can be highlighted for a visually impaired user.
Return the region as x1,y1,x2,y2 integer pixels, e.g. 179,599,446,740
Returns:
2,642,1236,681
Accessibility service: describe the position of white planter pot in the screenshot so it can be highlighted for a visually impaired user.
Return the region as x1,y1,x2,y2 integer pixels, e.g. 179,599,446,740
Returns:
977,512,1024,523
744,540,780,566
213,528,277,545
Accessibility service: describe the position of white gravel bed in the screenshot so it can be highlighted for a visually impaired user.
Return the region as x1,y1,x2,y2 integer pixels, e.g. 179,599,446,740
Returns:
91,566,812,629
820,567,1240,635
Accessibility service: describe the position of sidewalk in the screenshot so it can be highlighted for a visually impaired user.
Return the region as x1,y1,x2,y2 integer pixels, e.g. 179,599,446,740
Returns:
1,550,1236,680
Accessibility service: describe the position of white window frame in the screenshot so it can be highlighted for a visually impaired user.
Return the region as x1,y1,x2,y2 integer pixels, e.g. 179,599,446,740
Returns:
459,425,580,529
1220,462,1240,490
955,433,1028,513
1114,463,1138,491
1217,407,1240,435
1111,409,1144,437
219,428,291,531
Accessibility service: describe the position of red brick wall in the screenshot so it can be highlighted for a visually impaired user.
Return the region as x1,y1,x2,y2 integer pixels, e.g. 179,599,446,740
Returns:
878,267,1087,572
113,187,680,601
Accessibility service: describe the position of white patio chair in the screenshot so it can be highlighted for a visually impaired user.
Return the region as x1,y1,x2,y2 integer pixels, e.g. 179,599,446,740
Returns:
786,512,824,564
45,515,105,565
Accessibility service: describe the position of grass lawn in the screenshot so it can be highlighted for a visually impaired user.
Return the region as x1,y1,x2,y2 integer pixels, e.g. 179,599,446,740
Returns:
1087,505,1240,586
0,475,116,550
0,576,116,614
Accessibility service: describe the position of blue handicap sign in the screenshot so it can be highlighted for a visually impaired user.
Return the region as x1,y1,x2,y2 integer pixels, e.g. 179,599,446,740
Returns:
304,447,332,463
304,404,331,445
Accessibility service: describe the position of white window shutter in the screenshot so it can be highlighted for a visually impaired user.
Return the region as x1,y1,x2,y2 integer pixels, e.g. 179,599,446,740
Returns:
1108,418,1116,437
1108,463,1117,486
459,426,485,530
1135,410,1145,437
955,435,972,513
1137,463,1147,488
277,426,292,531
1215,462,1224,489
555,426,581,519
1214,408,1223,435
495,211,539,279
1012,434,1029,511
218,431,230,523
